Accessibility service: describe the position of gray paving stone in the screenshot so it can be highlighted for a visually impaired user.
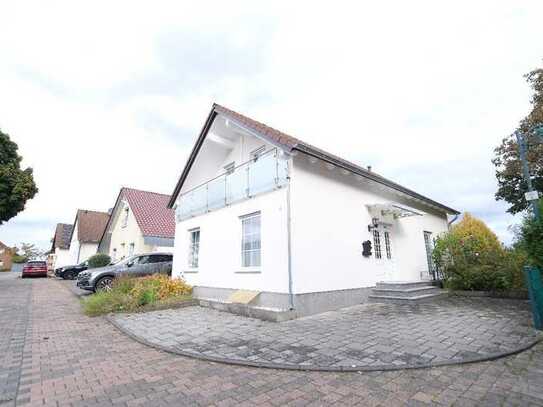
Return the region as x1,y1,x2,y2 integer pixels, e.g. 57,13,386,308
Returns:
112,296,539,369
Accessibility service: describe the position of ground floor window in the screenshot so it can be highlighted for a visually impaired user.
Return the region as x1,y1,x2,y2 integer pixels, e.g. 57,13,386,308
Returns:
424,231,434,274
384,231,392,259
128,243,135,257
112,248,117,262
241,212,261,267
373,230,382,259
188,228,200,268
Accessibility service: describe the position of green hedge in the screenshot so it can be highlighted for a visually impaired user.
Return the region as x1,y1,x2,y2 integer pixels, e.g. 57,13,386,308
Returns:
87,253,111,269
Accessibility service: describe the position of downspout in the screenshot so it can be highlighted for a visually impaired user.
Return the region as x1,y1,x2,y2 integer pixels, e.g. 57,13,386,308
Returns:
447,213,460,229
286,159,295,311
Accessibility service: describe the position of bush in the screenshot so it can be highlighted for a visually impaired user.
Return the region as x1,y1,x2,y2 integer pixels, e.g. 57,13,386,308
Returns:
88,253,111,269
82,275,192,316
433,213,525,292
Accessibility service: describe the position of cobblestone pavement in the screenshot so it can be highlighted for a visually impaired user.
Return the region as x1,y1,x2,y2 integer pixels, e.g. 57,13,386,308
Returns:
2,274,543,406
112,296,538,370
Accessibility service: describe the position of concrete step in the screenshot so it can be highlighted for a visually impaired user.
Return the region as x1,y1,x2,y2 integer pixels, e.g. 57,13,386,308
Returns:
371,286,442,298
375,281,435,290
368,291,448,304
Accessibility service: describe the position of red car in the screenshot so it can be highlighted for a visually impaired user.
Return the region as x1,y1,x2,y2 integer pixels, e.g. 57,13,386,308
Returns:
22,261,48,278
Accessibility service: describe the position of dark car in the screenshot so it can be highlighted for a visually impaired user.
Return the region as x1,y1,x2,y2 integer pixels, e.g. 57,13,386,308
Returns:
77,252,173,292
22,261,48,278
55,260,89,280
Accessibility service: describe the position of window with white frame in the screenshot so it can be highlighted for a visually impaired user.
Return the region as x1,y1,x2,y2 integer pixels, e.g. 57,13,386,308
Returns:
241,212,261,267
128,243,135,257
121,204,129,228
384,231,392,259
112,248,117,262
188,228,200,268
373,230,382,259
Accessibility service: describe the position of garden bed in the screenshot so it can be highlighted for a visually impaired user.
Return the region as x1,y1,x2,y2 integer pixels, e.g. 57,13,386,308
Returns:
81,274,193,316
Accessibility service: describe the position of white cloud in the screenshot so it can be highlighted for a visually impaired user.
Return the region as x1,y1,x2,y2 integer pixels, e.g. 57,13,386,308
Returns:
0,0,542,249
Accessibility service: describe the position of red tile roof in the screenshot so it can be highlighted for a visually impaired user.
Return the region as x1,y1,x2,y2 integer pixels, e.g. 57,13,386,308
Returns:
74,210,110,243
120,188,175,238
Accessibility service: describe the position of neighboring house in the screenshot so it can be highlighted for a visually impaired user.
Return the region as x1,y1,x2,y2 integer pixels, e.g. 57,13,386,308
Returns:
48,223,73,270
98,187,175,262
68,210,110,264
0,241,15,271
168,104,459,318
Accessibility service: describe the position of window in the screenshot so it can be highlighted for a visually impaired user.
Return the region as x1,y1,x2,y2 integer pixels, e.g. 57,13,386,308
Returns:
424,231,434,274
384,231,392,259
128,243,135,257
241,212,261,267
224,162,235,175
152,254,173,263
188,229,200,268
373,230,382,260
251,145,266,161
112,248,117,262
120,243,125,259
122,205,129,228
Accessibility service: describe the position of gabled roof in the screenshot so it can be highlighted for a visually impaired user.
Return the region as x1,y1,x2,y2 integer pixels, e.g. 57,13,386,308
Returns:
102,187,175,240
51,223,73,250
70,210,110,243
168,104,459,215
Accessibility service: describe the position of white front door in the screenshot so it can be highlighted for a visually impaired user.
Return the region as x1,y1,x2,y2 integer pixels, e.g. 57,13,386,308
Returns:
373,225,395,282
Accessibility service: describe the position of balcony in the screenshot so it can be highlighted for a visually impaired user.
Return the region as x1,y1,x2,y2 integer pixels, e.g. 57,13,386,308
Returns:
176,148,289,221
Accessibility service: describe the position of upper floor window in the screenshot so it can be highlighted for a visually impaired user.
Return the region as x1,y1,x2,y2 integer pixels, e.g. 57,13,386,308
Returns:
241,212,261,267
188,228,200,268
122,205,129,228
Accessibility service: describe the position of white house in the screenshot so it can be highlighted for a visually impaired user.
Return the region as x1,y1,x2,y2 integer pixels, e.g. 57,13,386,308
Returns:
98,187,175,261
168,104,459,318
48,223,73,269
68,209,110,264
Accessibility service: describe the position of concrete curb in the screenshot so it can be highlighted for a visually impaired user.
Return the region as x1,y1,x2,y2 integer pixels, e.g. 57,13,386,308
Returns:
106,313,542,373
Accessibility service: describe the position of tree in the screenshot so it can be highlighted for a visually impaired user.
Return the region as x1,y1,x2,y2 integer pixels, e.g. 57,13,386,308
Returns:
14,242,43,262
492,66,543,214
0,130,38,223
517,199,543,269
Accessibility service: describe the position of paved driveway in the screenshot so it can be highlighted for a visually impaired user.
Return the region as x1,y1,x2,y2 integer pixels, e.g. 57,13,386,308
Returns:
1,274,543,406
111,296,538,370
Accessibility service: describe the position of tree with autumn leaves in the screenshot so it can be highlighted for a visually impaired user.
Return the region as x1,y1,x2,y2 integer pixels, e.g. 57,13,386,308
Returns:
493,67,543,214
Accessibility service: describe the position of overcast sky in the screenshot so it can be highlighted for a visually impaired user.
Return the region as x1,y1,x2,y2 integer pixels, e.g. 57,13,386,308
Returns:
1,1,542,250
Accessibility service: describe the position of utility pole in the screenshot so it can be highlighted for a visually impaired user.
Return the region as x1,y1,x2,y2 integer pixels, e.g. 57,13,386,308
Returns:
515,125,543,220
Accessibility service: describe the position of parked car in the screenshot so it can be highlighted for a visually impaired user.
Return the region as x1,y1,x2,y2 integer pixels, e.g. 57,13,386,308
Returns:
55,260,89,280
22,261,48,278
76,252,173,292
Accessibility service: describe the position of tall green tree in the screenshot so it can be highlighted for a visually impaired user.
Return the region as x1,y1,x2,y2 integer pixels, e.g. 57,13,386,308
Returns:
0,130,38,223
493,66,543,214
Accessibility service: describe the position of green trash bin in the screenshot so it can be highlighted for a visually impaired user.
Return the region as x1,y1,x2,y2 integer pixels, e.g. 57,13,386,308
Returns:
525,266,543,330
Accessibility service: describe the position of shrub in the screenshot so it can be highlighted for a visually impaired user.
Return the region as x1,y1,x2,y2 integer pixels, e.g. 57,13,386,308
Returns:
433,213,525,292
88,253,111,269
517,199,543,269
82,274,192,316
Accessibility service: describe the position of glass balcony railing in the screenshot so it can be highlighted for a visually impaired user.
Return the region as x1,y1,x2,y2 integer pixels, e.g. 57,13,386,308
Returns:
176,148,288,221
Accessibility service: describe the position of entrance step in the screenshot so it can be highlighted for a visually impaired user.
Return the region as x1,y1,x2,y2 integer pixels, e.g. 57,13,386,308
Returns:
369,281,447,303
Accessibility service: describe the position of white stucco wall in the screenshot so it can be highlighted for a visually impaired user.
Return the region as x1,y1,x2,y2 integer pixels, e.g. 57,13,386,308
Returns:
68,222,80,264
78,243,98,263
107,201,149,261
54,248,72,268
289,157,450,294
172,188,289,293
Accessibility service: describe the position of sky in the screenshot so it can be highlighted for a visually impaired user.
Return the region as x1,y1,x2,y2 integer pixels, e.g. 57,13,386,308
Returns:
1,1,542,250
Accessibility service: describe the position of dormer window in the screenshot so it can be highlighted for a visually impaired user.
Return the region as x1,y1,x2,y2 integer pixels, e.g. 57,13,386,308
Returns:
122,205,129,228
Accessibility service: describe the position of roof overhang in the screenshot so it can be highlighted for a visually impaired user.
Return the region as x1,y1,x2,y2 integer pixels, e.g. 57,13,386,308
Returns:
168,104,460,215
367,203,424,219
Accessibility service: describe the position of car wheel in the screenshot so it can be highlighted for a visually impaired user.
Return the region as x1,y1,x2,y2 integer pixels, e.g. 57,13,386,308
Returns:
67,271,78,280
95,276,114,292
